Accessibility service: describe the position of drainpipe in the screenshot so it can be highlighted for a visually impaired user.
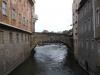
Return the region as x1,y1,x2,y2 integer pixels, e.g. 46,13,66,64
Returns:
92,0,98,74
92,0,95,38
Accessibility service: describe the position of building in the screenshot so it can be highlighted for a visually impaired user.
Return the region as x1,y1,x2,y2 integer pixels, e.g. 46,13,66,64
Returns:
77,0,97,74
72,0,81,60
0,0,37,75
93,0,100,74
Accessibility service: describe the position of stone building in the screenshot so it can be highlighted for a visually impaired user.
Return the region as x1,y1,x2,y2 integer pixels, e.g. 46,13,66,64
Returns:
77,0,97,74
72,0,81,60
0,0,37,75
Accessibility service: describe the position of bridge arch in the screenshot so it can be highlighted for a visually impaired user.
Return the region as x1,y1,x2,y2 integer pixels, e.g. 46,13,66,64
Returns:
30,32,73,53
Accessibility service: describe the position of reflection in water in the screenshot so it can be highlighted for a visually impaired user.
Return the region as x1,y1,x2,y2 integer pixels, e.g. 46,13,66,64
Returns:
8,44,88,75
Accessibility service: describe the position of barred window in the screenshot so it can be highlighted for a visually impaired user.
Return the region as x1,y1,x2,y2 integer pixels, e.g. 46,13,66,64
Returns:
2,1,7,15
12,9,16,20
19,13,22,23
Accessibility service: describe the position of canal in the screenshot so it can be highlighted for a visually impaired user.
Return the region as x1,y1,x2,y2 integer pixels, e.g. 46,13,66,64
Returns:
8,44,88,75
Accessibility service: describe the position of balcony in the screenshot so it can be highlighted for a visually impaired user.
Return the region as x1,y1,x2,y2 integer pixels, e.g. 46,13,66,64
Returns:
33,14,38,22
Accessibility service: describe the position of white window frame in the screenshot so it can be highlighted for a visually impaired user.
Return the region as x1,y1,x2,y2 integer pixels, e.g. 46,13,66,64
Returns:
12,9,16,20
96,7,99,27
91,40,94,51
2,1,7,16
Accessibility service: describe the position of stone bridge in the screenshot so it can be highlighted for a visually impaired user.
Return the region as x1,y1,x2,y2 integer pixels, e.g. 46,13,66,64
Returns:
31,32,73,52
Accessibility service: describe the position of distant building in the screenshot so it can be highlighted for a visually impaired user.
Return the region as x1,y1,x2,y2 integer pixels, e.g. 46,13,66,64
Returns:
42,30,49,33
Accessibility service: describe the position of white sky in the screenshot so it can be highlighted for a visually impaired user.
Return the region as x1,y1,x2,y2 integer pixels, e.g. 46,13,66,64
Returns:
35,0,73,32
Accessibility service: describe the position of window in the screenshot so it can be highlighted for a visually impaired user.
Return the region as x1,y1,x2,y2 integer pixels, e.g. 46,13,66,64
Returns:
16,34,19,43
21,34,23,42
79,13,80,20
0,31,3,44
88,19,91,31
86,40,89,50
82,23,83,33
96,8,99,26
27,2,28,10
82,40,83,47
19,13,21,23
76,40,77,43
88,0,91,11
10,33,13,43
30,22,31,27
98,41,100,54
25,35,26,42
79,25,80,33
25,20,28,25
12,9,15,20
84,21,86,31
23,17,25,25
84,5,86,15
91,40,94,50
81,9,83,18
27,20,28,26
79,40,80,47
28,35,30,41
24,0,25,6
2,1,7,16
76,16,77,20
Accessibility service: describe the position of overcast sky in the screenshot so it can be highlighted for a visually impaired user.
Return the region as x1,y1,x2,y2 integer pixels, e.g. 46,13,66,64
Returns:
35,0,73,32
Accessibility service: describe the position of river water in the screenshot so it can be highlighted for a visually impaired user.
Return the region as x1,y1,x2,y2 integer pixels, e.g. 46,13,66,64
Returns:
8,44,88,75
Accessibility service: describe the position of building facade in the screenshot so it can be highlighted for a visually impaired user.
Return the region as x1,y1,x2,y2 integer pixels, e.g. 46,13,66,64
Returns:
0,0,37,75
77,0,97,74
93,0,100,74
72,0,81,60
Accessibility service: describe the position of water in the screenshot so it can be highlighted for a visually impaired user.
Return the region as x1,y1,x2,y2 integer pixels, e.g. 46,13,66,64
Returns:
8,44,88,75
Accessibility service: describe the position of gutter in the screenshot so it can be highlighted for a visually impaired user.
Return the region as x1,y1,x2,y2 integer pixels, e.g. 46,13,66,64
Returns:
0,22,32,33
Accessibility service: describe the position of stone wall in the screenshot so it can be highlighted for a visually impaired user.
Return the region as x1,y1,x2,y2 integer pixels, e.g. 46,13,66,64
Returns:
30,32,73,51
0,27,31,75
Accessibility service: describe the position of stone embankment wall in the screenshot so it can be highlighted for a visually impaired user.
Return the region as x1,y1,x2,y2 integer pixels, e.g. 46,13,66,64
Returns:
0,27,31,75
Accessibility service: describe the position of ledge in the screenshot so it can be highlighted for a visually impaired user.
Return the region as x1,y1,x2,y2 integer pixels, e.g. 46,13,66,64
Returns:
0,22,32,33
